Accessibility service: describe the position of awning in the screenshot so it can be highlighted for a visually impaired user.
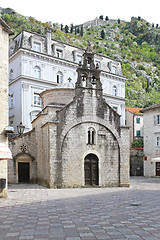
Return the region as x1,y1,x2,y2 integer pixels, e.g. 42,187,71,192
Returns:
0,143,12,160
151,157,160,162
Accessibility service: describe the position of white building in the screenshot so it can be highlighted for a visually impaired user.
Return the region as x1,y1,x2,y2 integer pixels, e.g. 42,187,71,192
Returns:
125,107,143,147
9,29,126,132
142,103,160,177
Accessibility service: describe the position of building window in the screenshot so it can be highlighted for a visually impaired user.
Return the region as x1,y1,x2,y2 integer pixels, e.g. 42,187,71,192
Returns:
9,94,14,109
88,127,96,145
157,137,160,146
136,117,140,124
113,106,118,112
112,66,116,74
155,115,160,125
9,117,14,126
136,130,141,137
95,61,101,69
33,93,41,106
34,42,41,52
76,55,82,63
56,49,63,58
10,69,14,80
34,66,41,79
57,71,63,84
112,85,117,96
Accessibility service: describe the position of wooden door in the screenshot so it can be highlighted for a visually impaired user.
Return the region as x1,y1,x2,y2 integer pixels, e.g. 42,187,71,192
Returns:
156,162,160,176
84,154,99,186
18,162,30,183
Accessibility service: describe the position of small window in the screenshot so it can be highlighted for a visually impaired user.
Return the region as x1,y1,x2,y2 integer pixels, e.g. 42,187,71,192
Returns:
136,130,141,137
88,127,96,145
112,66,116,74
34,42,41,52
112,85,117,96
56,49,63,58
76,55,82,64
9,94,14,109
113,106,118,112
34,66,41,79
57,71,63,84
157,115,160,125
9,117,14,126
33,93,41,106
157,137,160,146
95,61,101,69
10,69,14,80
136,117,140,124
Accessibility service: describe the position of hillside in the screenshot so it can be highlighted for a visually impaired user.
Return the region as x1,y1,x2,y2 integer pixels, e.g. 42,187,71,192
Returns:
1,8,160,108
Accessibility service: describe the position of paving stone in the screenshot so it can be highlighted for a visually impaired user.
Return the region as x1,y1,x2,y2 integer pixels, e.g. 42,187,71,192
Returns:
0,177,160,240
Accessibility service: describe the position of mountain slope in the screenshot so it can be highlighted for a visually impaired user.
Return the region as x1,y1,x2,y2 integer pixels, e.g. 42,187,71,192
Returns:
1,8,160,107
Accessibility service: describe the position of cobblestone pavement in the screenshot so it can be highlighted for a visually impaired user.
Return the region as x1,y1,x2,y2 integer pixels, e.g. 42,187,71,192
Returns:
0,177,160,240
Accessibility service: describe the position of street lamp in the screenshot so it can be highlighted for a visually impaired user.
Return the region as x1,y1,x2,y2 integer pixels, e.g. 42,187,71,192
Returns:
17,122,25,136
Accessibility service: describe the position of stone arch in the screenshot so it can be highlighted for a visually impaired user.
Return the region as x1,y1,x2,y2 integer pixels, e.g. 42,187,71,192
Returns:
60,116,121,187
60,116,122,151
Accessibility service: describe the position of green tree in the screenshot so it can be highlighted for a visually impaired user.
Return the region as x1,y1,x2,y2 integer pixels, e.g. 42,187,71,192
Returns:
100,29,105,39
65,25,69,33
99,15,103,20
2,14,10,23
105,16,109,21
80,26,83,37
131,139,143,148
70,24,73,33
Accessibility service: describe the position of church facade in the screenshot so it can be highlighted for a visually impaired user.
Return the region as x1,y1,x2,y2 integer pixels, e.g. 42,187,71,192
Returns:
9,46,130,188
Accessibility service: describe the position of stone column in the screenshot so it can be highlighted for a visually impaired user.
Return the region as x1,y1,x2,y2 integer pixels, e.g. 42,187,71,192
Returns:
119,126,130,187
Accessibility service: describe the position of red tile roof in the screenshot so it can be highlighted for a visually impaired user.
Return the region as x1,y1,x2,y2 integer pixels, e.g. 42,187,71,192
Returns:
125,107,143,115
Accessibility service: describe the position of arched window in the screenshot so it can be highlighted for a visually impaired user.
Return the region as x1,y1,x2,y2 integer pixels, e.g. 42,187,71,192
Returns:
112,85,117,96
81,74,87,87
87,127,96,145
10,69,13,80
57,71,63,84
34,66,41,79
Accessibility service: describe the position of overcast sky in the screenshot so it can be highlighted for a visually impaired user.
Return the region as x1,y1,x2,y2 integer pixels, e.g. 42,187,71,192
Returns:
1,0,160,25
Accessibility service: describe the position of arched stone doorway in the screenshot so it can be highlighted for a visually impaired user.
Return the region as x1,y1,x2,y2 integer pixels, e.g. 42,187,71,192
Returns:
15,153,33,183
84,154,99,186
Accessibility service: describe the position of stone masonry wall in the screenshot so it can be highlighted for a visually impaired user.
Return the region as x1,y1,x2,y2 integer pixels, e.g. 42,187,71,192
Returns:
0,20,12,197
61,123,120,187
130,148,143,176
9,129,36,183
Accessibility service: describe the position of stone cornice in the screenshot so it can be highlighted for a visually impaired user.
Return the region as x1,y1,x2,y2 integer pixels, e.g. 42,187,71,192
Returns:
9,48,78,68
9,48,126,82
103,93,125,101
9,75,58,87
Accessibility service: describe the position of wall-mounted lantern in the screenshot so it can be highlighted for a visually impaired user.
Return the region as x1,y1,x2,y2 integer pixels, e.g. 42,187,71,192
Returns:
17,122,25,136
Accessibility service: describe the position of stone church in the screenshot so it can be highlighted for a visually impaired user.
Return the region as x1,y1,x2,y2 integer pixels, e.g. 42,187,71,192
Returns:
9,46,130,188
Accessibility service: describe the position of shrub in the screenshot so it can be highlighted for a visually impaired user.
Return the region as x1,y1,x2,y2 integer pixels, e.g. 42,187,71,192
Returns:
131,139,143,148
138,65,145,70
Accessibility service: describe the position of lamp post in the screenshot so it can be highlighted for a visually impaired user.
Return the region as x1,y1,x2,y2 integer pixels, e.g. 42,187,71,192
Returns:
17,122,25,136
